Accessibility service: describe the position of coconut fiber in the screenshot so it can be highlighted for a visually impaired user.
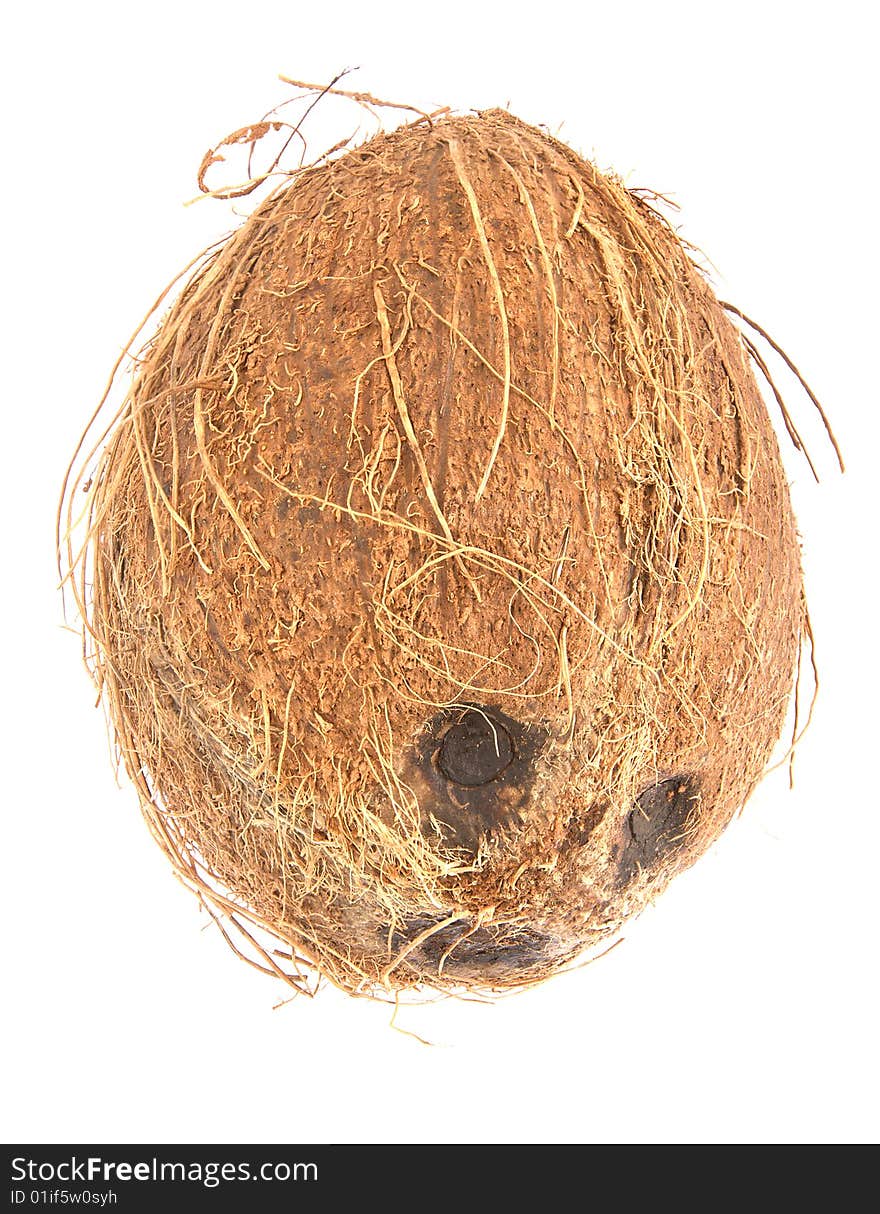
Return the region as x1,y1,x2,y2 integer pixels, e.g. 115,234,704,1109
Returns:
62,94,833,997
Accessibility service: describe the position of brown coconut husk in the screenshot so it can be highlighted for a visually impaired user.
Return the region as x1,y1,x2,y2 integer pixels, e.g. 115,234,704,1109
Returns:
60,82,840,998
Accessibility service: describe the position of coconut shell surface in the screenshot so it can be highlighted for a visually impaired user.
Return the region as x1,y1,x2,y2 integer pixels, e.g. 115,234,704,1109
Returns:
71,108,803,995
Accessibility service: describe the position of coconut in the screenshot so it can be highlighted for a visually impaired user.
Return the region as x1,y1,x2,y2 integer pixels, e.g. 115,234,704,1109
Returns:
63,101,817,996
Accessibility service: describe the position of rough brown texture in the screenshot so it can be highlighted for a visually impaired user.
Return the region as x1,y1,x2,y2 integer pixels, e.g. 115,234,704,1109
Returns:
64,108,804,996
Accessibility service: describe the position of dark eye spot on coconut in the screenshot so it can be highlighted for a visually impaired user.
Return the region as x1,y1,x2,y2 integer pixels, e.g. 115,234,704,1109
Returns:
410,704,547,853
437,709,514,785
390,915,553,979
618,775,699,882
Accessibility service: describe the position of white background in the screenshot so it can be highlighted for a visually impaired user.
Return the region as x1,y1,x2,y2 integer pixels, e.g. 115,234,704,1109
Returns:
2,1,877,1145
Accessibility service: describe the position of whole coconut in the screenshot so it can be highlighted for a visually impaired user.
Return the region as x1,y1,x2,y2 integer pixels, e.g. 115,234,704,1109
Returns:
65,103,808,995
